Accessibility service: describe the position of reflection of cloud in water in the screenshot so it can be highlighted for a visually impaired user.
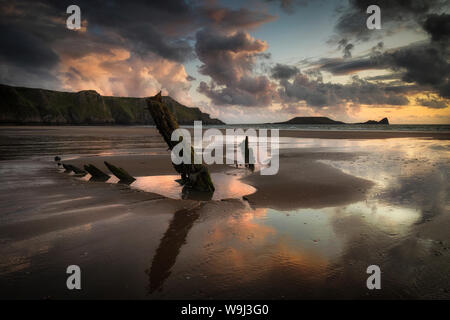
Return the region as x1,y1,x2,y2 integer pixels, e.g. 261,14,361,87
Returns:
379,167,448,224
318,138,449,226
194,207,333,294
319,138,449,185
333,202,421,236
206,208,275,246
154,193,431,297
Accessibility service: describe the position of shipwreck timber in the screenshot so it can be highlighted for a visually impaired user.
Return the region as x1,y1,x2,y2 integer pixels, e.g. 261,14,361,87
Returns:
84,164,110,181
104,161,136,183
56,91,215,193
146,92,215,193
62,163,86,176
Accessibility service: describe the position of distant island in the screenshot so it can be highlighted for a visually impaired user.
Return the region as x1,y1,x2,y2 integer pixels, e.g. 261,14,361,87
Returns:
0,84,223,125
272,116,389,125
359,118,389,125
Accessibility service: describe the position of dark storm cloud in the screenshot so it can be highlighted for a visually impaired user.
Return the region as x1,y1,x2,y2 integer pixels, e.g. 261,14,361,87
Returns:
2,0,447,112
416,98,449,109
387,43,450,98
343,43,354,58
0,1,65,71
45,0,193,32
196,0,449,110
0,17,61,89
196,30,267,58
0,24,59,68
201,7,276,31
423,13,450,42
265,0,314,14
365,73,403,81
384,84,421,94
0,0,278,65
319,57,384,75
333,0,448,43
347,0,442,18
0,0,280,99
271,63,300,79
277,73,409,107
0,0,198,92
193,4,278,108
198,76,274,107
317,39,450,100
195,30,266,85
197,0,449,110
317,42,386,75
338,39,354,58
114,23,193,62
44,0,195,62
329,0,449,92
195,30,276,107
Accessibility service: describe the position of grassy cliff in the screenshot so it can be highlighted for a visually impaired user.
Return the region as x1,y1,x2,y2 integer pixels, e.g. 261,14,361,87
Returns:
0,84,224,125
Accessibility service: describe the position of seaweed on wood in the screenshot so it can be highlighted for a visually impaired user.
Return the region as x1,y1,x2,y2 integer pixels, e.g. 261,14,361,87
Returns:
146,92,215,193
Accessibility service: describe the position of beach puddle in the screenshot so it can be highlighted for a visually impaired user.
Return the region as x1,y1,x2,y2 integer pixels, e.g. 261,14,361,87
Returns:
132,173,256,200
141,198,425,298
81,171,257,201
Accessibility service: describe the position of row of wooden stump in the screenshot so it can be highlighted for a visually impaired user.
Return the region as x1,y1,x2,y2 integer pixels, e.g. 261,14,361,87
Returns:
55,156,136,184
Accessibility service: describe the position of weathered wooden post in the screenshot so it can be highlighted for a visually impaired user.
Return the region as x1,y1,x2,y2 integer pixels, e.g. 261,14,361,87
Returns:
104,161,136,183
62,163,86,175
244,136,255,171
84,164,110,181
146,92,215,193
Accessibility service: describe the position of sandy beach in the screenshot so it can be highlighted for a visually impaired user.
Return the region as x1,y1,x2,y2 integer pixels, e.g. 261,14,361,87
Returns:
0,126,449,299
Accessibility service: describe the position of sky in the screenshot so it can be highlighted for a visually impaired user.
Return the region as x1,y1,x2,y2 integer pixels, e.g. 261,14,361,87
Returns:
0,0,449,124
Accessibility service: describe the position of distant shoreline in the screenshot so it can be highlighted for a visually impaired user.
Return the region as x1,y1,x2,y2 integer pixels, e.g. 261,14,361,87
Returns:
1,125,449,139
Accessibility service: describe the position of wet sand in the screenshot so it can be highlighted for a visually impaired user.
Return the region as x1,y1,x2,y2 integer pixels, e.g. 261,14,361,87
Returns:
242,151,373,210
66,151,372,209
0,126,449,299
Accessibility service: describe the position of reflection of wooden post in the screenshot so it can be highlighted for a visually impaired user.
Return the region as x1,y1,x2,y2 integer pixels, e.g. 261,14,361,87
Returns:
146,204,202,293
146,92,215,192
